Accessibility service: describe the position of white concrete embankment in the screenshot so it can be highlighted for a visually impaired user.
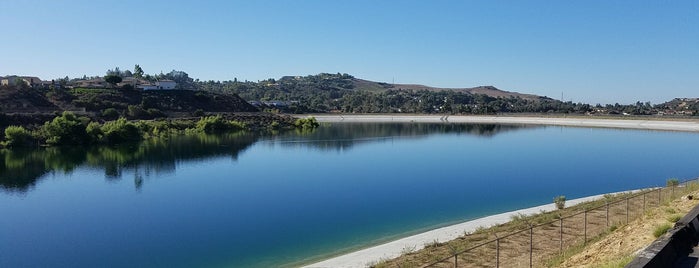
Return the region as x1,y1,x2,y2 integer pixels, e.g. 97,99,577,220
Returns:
308,115,699,133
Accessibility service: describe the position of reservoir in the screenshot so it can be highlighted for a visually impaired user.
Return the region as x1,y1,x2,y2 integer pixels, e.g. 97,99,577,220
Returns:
2,123,699,267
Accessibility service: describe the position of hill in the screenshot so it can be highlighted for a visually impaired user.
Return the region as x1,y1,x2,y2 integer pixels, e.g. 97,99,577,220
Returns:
0,85,258,120
198,73,559,114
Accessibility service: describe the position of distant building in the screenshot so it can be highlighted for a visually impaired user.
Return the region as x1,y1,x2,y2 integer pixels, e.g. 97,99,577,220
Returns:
1,75,43,87
139,84,159,90
75,78,107,88
155,80,176,90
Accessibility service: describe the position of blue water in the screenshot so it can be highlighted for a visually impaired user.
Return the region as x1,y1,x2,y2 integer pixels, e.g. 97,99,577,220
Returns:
1,123,699,267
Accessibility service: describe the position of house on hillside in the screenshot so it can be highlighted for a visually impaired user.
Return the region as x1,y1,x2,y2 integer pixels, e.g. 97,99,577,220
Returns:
118,77,154,88
137,80,176,90
155,80,176,90
1,76,43,87
74,78,109,88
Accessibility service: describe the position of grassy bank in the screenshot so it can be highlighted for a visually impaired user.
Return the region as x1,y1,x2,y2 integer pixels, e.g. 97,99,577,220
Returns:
371,180,699,268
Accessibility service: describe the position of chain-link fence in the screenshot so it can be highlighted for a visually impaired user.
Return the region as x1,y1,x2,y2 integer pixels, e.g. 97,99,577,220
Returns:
424,178,699,268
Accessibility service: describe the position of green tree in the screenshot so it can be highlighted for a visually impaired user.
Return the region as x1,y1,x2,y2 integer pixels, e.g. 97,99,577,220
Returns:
101,108,120,120
134,64,144,78
39,111,89,145
101,117,141,144
2,126,34,147
104,75,122,87
194,115,244,134
554,195,566,209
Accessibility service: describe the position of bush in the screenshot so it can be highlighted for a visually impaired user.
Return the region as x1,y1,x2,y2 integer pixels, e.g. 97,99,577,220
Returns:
653,223,673,238
127,105,146,118
102,108,120,120
667,214,682,223
86,122,103,142
193,109,205,117
101,118,142,144
40,111,89,145
146,108,166,118
195,115,244,134
3,125,34,147
554,195,566,210
667,178,680,187
294,116,320,130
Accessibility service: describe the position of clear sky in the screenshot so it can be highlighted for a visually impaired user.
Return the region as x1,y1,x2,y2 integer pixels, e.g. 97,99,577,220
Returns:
1,0,697,104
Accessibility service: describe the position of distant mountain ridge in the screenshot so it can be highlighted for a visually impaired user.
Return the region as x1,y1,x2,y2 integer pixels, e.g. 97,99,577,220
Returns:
376,82,544,100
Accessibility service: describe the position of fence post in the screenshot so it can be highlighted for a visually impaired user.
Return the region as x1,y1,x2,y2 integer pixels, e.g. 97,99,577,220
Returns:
658,187,662,205
584,210,588,245
626,197,630,224
643,191,646,213
605,201,609,227
529,223,533,268
495,234,500,268
559,216,564,254
454,253,457,268
672,184,675,198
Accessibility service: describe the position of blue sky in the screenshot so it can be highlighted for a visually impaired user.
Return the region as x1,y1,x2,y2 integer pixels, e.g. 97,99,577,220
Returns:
1,0,697,104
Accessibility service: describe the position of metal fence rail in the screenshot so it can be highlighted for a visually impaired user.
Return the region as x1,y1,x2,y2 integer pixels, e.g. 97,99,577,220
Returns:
423,178,699,268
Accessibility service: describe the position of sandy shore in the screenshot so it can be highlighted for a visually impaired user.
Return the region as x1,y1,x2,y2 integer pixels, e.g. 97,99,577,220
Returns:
304,191,639,268
308,115,699,132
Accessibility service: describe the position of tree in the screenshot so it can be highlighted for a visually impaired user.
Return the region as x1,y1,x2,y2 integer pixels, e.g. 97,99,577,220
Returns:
3,125,34,147
39,112,89,145
134,64,144,78
554,195,566,210
104,75,122,87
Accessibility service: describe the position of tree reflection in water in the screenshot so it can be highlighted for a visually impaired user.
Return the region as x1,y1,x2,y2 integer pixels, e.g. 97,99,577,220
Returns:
0,123,533,194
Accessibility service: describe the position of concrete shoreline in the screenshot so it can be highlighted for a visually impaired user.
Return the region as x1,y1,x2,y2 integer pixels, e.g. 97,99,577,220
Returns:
308,115,699,133
304,192,636,268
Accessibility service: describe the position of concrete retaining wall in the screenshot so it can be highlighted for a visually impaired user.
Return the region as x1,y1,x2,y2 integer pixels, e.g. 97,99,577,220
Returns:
626,201,699,267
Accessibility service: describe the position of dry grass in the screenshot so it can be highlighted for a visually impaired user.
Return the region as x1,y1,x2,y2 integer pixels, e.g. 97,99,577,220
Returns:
555,192,699,267
372,183,699,268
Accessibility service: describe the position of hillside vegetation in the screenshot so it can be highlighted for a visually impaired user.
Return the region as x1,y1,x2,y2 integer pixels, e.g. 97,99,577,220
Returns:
3,71,697,121
0,84,257,120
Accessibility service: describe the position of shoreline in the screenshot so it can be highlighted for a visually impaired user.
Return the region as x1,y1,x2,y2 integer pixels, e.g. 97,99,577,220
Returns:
304,191,639,268
307,115,699,133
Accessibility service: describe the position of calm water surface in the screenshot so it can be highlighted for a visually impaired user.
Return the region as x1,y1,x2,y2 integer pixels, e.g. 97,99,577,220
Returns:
2,123,699,267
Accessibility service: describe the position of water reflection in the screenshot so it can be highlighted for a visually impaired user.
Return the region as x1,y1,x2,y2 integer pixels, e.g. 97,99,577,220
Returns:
271,123,535,151
0,123,531,194
0,133,258,193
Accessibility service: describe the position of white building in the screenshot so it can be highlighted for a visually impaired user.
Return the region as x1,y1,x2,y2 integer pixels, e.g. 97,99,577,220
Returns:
155,80,177,90
1,76,43,87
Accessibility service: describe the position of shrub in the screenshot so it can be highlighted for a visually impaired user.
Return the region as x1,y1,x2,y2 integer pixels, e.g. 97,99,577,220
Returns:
668,214,683,223
653,223,673,238
554,195,566,210
101,118,142,144
146,108,166,118
193,109,205,117
127,105,146,118
3,125,34,147
294,116,320,130
195,115,244,134
40,111,89,145
86,122,103,142
101,108,120,120
667,178,680,187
